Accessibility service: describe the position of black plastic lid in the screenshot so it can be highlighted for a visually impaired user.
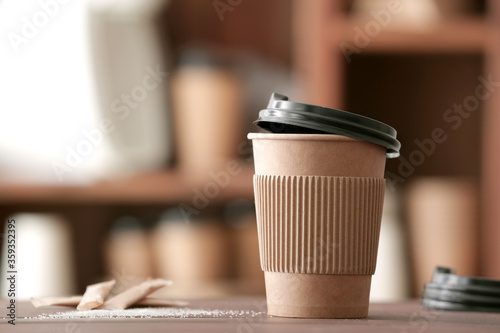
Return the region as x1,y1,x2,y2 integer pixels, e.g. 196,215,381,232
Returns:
421,267,500,313
254,93,401,158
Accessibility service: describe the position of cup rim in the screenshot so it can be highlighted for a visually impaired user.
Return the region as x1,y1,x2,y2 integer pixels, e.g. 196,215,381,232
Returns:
247,132,367,142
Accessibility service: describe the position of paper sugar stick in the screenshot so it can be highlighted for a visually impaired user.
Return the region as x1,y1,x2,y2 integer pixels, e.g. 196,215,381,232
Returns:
77,279,116,310
100,279,172,310
135,298,188,307
31,296,83,308
31,294,186,309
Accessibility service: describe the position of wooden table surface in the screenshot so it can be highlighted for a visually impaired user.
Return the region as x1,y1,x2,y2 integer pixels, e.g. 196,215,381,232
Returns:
1,298,499,333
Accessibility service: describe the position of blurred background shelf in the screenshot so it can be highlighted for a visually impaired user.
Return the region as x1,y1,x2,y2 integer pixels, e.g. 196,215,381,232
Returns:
336,17,487,53
0,164,254,206
1,0,500,302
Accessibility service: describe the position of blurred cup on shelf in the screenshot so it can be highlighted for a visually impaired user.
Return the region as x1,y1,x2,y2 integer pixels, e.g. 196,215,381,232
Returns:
170,49,244,175
1,213,76,298
352,0,473,26
152,209,229,291
104,216,154,291
248,93,400,318
224,200,265,294
351,0,441,27
406,177,479,296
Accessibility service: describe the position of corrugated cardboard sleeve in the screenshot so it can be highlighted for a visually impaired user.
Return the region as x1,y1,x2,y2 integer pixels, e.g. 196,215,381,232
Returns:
254,175,385,275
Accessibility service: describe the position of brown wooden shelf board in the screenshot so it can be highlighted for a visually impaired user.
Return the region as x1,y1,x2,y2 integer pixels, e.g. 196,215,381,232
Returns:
335,17,487,53
0,164,255,206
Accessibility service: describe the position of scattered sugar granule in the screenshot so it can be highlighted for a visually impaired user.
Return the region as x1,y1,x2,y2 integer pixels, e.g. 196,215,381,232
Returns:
35,307,264,320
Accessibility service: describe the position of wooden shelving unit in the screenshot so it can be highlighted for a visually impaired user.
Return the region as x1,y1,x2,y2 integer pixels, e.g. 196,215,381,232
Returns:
293,0,489,108
293,0,500,280
0,164,254,206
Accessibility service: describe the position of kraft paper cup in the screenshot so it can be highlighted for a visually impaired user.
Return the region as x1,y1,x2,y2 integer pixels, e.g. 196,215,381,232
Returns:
248,133,387,318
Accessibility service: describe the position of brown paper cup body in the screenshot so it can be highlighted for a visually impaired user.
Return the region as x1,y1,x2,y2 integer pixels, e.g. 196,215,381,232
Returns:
249,133,386,318
265,272,372,318
248,133,386,177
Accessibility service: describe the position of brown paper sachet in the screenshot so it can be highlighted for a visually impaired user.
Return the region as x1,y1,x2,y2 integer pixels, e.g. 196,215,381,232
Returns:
31,295,188,309
99,278,172,310
134,298,189,308
31,296,83,308
77,279,116,311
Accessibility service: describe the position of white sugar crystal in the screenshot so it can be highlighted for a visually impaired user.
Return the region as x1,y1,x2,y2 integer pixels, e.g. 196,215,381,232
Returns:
35,308,263,320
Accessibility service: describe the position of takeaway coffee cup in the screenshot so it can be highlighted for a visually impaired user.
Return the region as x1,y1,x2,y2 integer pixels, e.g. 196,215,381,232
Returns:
248,93,400,318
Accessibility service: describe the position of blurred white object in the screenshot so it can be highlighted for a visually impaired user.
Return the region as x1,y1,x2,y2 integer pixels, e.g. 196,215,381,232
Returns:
0,0,171,184
370,188,410,302
1,213,76,299
0,0,111,184
88,0,172,175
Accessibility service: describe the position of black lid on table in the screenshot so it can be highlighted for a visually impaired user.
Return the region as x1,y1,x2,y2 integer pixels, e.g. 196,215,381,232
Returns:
421,267,500,313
